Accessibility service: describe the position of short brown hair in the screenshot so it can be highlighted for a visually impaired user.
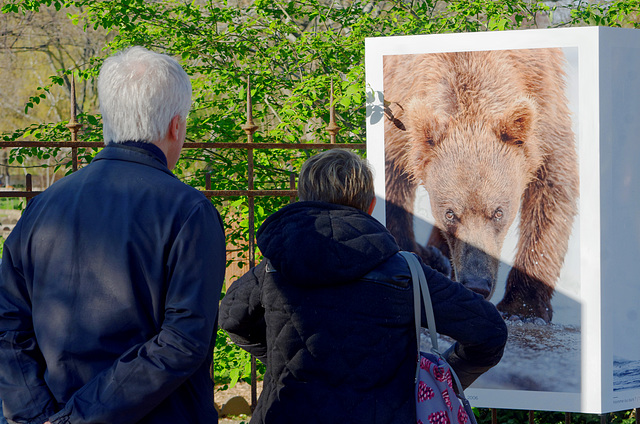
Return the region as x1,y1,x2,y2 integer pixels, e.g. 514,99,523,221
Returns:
297,149,374,212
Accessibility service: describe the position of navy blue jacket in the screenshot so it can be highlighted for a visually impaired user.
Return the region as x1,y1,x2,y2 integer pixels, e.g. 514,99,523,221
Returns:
219,201,507,424
0,143,226,424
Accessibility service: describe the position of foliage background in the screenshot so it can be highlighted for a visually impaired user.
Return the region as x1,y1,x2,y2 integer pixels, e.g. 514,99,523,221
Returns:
2,0,640,265
1,0,639,420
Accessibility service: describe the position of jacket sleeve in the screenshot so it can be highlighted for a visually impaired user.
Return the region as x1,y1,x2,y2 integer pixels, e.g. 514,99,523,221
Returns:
47,201,226,424
421,263,508,389
0,216,57,424
218,260,267,362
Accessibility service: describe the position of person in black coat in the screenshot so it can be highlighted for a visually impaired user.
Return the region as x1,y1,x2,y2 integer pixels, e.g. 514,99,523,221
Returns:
219,149,507,424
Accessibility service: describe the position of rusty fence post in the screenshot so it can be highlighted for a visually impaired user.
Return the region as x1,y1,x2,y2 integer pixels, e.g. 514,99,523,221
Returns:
327,79,339,144
65,76,82,172
289,162,296,204
241,76,259,412
25,174,32,204
491,408,497,424
566,412,572,423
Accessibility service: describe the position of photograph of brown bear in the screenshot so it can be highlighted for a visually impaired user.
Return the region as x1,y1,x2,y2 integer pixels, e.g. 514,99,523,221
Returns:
383,48,579,323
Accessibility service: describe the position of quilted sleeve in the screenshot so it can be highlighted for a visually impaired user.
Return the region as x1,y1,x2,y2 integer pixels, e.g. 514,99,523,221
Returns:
421,264,508,389
219,261,267,361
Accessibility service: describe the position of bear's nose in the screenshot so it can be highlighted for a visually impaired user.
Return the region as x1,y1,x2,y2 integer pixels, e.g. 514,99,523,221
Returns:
462,277,492,299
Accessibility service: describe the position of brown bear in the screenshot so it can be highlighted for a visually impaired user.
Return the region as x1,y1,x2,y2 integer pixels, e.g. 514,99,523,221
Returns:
383,48,579,322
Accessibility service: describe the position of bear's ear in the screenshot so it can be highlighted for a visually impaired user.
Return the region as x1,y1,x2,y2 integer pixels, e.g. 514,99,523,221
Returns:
498,98,537,146
405,97,445,147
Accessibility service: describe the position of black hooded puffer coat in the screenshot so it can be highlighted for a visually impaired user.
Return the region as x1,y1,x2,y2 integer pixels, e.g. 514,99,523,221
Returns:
220,201,507,424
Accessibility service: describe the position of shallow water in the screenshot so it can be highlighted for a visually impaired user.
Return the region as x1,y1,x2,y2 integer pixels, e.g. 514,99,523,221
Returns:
614,357,640,392
423,320,582,392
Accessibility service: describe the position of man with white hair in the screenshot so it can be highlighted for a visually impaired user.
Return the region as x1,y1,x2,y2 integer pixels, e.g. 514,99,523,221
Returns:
0,46,226,423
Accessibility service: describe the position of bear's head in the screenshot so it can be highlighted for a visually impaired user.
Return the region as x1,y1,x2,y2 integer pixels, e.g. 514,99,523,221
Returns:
402,95,544,299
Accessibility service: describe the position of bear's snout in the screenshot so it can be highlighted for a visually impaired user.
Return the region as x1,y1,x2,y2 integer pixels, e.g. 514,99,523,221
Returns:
453,241,500,300
460,276,493,299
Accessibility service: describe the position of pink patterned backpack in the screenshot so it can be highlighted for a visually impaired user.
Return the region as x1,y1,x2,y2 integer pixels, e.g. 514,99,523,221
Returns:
400,252,478,424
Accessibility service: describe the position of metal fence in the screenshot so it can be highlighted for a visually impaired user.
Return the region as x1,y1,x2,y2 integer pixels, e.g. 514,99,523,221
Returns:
0,79,637,424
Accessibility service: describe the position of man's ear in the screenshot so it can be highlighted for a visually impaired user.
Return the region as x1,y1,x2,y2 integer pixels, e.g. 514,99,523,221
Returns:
169,115,182,141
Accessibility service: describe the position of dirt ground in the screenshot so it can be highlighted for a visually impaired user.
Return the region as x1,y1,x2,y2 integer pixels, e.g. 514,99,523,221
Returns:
216,381,263,424
0,208,20,239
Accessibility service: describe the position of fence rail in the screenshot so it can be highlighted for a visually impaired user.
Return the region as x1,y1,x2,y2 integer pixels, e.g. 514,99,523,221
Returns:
0,79,637,424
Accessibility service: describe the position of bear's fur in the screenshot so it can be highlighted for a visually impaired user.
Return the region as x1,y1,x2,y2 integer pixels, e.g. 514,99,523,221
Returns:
383,49,579,322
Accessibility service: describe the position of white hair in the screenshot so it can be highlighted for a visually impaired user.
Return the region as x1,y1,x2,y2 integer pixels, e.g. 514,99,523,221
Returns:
98,46,192,144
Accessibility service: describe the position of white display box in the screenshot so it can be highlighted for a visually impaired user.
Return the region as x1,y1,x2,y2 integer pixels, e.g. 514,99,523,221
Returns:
365,27,640,414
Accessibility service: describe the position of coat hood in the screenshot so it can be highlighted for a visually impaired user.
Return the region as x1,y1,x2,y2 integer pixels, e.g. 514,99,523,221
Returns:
256,201,400,287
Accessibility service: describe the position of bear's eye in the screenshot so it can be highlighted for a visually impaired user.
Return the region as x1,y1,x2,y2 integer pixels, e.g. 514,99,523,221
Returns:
493,208,504,221
445,210,456,223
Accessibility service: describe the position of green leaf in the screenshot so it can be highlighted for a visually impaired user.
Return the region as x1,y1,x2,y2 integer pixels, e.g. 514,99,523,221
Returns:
229,367,240,387
86,115,99,125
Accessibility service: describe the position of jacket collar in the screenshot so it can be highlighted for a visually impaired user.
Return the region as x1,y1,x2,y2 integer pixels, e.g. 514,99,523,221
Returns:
93,142,174,177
